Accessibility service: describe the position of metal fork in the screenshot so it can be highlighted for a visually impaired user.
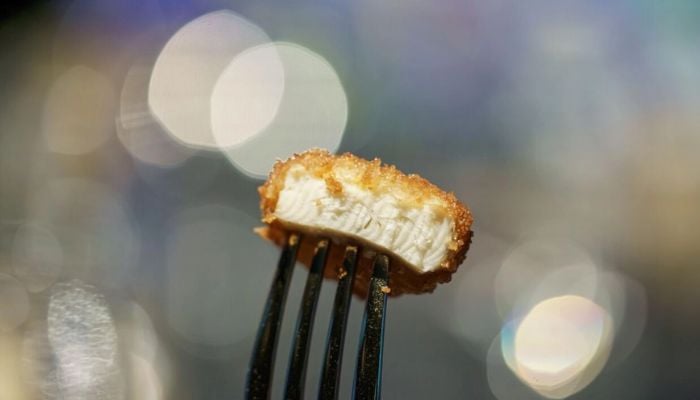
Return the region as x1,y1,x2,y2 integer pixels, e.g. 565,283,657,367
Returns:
245,233,390,400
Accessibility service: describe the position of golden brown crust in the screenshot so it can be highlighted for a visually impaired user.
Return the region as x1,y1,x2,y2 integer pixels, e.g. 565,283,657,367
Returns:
257,148,473,296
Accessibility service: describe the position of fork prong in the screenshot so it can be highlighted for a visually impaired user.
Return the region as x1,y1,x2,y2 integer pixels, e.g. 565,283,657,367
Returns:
318,245,359,400
284,239,331,399
353,254,390,400
246,234,301,400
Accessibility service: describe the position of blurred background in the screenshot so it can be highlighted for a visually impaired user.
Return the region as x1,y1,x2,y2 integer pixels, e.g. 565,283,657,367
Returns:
1,0,699,399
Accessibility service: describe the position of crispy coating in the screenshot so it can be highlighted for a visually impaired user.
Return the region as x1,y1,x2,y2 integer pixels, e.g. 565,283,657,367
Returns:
257,148,473,296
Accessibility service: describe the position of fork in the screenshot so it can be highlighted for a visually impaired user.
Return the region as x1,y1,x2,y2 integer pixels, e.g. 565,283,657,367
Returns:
245,233,390,400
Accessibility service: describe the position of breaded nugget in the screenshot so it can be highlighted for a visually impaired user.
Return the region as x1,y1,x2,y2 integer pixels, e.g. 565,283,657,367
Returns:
257,149,473,296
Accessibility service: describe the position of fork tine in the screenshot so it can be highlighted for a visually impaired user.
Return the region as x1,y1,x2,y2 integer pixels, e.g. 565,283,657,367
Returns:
246,233,301,400
318,245,360,400
353,254,390,400
284,239,331,399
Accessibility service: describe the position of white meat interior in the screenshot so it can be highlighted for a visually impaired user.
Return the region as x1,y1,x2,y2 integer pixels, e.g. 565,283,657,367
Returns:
274,165,453,272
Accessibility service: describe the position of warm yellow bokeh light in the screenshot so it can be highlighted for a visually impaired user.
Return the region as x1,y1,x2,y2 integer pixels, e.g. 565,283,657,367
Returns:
510,295,613,399
42,65,115,155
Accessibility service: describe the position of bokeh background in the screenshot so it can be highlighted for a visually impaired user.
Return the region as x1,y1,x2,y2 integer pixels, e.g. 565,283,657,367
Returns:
1,0,699,399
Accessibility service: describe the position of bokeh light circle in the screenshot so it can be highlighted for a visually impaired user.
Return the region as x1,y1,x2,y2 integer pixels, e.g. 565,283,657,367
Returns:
505,295,614,399
217,42,348,179
210,43,285,147
42,65,116,155
149,10,273,149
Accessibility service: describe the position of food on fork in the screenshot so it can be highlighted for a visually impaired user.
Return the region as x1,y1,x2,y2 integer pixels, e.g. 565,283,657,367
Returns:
257,148,473,296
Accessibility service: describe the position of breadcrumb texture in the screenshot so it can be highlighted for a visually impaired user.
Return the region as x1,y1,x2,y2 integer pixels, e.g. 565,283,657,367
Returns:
257,148,473,296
